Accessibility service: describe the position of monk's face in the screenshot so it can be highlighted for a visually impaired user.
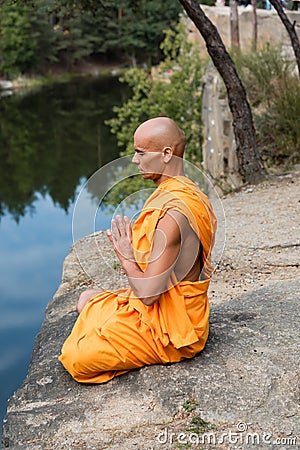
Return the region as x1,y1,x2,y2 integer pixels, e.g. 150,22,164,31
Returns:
132,117,185,183
132,133,168,182
132,149,166,181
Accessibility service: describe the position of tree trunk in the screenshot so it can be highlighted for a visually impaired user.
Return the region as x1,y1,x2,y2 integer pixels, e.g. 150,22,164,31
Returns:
179,0,266,184
230,0,240,49
269,0,300,76
251,0,258,52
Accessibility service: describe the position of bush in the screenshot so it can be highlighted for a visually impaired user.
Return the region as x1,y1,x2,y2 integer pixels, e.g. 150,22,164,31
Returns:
107,21,206,162
256,76,300,167
233,46,299,168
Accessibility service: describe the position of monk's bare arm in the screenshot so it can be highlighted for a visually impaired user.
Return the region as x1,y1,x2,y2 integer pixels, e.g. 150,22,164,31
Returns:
106,213,182,306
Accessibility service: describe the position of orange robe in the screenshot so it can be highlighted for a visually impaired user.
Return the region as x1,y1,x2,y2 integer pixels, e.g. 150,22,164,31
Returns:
59,176,217,383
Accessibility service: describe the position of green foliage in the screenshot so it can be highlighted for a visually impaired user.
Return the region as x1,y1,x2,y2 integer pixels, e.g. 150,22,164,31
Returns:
255,76,300,167
0,0,58,76
179,399,213,450
199,0,216,6
188,415,212,434
0,0,182,76
233,46,300,168
90,0,182,65
107,21,205,162
177,443,192,449
183,399,199,412
0,1,37,76
50,5,94,67
233,46,293,108
100,168,155,214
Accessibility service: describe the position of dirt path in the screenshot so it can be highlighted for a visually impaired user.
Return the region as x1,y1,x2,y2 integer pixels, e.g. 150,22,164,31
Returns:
210,169,300,305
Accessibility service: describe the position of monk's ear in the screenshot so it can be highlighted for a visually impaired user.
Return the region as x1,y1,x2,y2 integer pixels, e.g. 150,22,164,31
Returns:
162,147,173,162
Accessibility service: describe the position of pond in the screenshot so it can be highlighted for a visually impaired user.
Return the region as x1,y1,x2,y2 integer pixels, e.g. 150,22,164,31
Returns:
0,75,129,431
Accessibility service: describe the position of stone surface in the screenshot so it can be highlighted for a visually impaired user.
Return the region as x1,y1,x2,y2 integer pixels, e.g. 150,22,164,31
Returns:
2,172,300,449
202,63,242,191
2,280,299,449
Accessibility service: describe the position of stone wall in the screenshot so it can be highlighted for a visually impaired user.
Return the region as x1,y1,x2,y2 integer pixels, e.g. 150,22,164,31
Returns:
187,6,300,57
201,63,243,191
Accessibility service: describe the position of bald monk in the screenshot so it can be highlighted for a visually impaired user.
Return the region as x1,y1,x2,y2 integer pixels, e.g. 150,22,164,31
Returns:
59,117,217,383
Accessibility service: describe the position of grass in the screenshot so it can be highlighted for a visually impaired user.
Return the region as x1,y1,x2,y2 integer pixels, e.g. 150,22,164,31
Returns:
177,399,214,449
232,45,300,169
182,399,199,413
188,416,212,435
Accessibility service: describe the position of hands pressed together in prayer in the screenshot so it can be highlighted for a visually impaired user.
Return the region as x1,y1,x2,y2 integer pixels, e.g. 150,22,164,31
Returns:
106,215,135,265
106,210,189,306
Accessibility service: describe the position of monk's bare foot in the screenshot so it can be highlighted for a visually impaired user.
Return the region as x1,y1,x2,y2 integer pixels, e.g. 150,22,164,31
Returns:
77,289,103,314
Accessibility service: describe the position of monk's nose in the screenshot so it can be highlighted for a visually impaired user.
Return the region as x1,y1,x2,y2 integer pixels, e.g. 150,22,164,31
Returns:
132,153,139,164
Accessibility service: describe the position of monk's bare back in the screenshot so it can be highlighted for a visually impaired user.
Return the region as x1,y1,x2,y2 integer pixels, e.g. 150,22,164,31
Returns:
165,209,202,283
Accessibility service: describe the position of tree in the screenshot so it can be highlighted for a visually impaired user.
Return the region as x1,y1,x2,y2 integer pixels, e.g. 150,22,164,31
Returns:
230,0,240,49
179,0,266,184
251,0,258,52
0,0,182,75
0,0,59,75
45,0,182,67
0,1,38,76
87,1,181,64
234,46,300,168
268,0,300,77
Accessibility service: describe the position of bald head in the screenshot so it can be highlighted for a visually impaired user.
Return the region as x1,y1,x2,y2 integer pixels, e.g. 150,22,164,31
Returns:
134,117,186,157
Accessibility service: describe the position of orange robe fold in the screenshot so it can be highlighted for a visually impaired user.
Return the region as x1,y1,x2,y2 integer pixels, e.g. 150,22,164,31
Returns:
59,176,217,383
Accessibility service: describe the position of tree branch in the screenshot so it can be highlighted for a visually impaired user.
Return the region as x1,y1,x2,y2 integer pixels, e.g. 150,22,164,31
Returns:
269,0,300,77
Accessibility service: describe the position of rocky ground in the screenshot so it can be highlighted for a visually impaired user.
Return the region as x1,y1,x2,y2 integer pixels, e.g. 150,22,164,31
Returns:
2,170,300,450
210,169,300,304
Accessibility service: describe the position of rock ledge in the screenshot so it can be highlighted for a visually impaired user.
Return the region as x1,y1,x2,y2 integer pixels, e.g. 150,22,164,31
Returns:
2,173,300,449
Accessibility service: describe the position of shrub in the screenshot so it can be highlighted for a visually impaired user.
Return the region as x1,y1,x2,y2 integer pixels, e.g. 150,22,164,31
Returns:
233,46,299,168
107,21,206,162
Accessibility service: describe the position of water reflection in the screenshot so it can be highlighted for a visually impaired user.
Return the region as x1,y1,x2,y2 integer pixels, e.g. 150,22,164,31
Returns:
0,75,128,433
0,75,128,221
0,193,73,432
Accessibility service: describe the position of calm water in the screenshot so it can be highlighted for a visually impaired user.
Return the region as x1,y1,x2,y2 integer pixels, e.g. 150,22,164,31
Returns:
0,75,128,432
